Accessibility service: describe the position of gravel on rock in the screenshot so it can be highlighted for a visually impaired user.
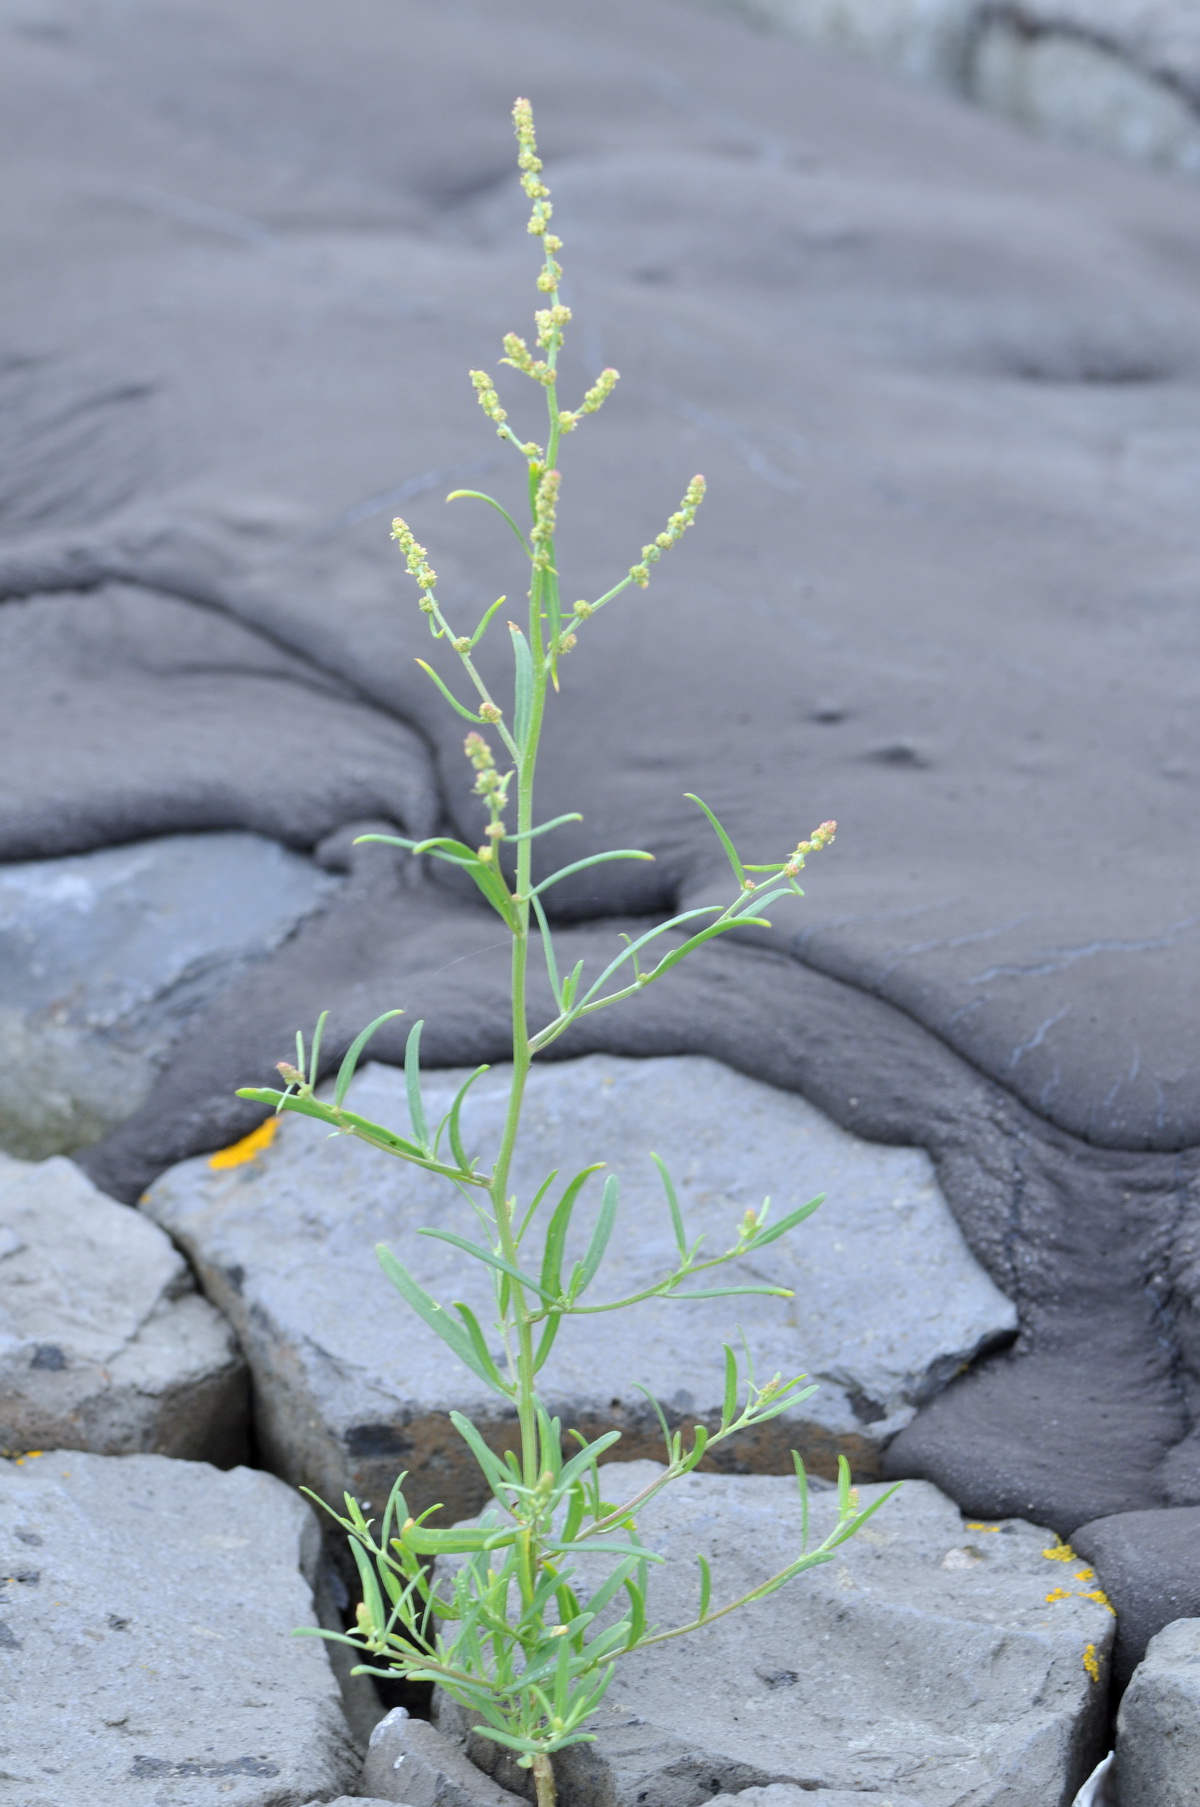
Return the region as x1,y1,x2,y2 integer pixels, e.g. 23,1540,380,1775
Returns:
0,1150,247,1464
142,1053,1016,1523
0,1449,359,1806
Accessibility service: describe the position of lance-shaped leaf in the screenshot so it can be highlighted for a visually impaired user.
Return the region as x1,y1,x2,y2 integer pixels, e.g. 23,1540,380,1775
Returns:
415,657,485,723
418,1227,556,1302
541,1165,605,1298
650,1152,688,1261
376,1245,501,1386
685,793,746,887
447,489,528,552
748,1193,824,1249
569,1173,619,1300
510,623,534,754
404,1019,429,1149
335,1009,407,1108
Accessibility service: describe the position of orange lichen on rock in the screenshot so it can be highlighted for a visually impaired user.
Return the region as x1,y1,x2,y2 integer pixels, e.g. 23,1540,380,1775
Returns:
209,1115,280,1170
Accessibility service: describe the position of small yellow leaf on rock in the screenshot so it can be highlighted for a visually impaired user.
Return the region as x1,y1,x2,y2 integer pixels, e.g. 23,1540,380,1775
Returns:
209,1116,280,1170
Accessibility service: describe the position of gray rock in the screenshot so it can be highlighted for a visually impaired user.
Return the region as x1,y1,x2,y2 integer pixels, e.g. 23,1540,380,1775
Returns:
0,1448,359,1805
0,831,339,1159
0,1150,248,1463
708,1789,925,1807
361,1708,522,1807
1113,1618,1200,1805
719,2,1200,176
439,1465,1115,1807
143,1054,1016,1525
1071,1506,1200,1689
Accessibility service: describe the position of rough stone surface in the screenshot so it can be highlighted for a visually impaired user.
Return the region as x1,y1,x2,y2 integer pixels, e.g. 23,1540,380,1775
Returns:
6,0,1200,1540
0,1150,248,1463
437,1464,1116,1807
143,1054,1015,1522
1071,1506,1200,1689
708,1789,925,1807
0,832,340,1159
361,1708,521,1807
0,1448,359,1805
719,2,1200,174
1113,1618,1200,1806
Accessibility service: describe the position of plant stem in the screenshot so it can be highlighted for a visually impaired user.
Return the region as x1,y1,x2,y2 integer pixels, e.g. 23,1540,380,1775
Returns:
532,1752,557,1807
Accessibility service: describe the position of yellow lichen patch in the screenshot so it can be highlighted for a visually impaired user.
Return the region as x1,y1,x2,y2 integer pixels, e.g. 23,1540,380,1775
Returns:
965,1521,1001,1533
1045,1587,1072,1603
1083,1643,1102,1683
209,1115,280,1170
1073,1568,1095,1582
1082,1589,1115,1615
1042,1538,1077,1562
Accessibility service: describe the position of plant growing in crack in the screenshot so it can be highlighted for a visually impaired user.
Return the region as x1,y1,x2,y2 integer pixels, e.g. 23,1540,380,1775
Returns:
239,97,894,1807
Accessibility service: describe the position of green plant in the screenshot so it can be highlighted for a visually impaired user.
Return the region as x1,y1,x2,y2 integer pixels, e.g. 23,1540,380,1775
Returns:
240,98,894,1807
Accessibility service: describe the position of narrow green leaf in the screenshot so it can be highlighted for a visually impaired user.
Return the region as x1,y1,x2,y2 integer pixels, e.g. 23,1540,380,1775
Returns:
307,1010,329,1088
684,793,745,886
417,1229,555,1302
531,891,563,1009
446,489,529,552
541,1165,605,1298
415,657,484,722
697,1552,712,1620
722,1345,738,1426
560,958,585,1011
442,1064,489,1173
511,624,534,754
555,1429,622,1497
451,1303,513,1396
749,1194,824,1248
623,1578,646,1650
793,1451,810,1552
375,1244,494,1384
650,1153,687,1260
530,849,654,899
670,1285,794,1301
404,1020,429,1149
468,593,508,649
517,1167,559,1243
505,813,583,844
353,832,418,851
332,1107,439,1162
573,1173,619,1298
449,1411,522,1495
334,1009,406,1108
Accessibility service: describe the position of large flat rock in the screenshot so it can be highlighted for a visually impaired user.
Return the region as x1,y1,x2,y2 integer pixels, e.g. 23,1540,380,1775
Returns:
1113,1617,1200,1806
0,1150,247,1463
6,0,1200,1153
436,1464,1116,1807
0,831,340,1159
0,1449,359,1805
143,1053,1015,1522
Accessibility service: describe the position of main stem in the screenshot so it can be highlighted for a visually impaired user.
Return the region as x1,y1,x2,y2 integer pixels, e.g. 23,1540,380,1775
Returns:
489,361,560,1493
532,1752,557,1807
